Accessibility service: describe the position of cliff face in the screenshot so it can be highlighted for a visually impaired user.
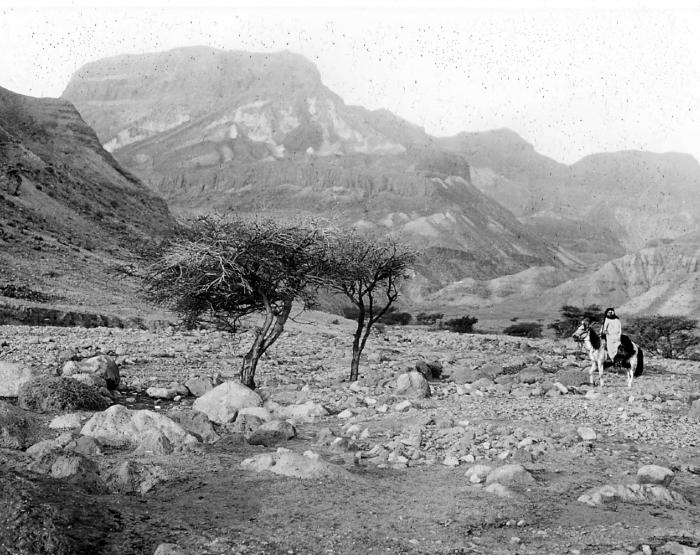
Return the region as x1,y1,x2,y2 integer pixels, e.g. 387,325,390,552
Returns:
63,47,569,290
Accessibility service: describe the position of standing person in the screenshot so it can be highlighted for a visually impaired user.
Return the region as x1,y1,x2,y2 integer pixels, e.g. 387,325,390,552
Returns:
600,307,622,363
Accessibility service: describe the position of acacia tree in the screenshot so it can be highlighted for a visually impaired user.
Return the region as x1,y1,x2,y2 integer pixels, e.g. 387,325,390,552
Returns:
144,216,329,389
326,230,416,381
626,315,699,359
549,304,603,337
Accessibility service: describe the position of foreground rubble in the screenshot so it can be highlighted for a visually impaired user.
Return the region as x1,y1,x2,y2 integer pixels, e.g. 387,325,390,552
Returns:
1,315,699,554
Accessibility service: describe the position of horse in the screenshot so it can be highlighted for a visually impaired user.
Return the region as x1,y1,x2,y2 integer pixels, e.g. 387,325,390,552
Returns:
613,334,644,388
572,318,607,386
572,319,644,388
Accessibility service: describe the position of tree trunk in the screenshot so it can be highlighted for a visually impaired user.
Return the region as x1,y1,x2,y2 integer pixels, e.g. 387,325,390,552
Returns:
349,308,365,382
240,335,265,390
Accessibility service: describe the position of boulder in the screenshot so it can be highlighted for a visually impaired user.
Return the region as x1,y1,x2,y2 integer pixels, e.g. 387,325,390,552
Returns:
50,453,107,494
49,413,84,430
578,483,688,507
184,376,216,397
66,435,103,457
465,464,493,484
241,448,350,479
637,465,674,487
0,362,42,397
192,381,263,424
154,544,189,555
272,401,328,422
146,387,178,400
72,355,120,390
104,460,168,495
247,419,296,447
228,413,264,435
395,371,431,399
0,401,44,449
167,408,220,444
239,406,273,422
485,464,536,487
18,376,109,413
80,404,198,453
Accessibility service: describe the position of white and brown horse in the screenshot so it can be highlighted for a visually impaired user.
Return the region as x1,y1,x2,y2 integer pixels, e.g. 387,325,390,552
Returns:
572,318,643,388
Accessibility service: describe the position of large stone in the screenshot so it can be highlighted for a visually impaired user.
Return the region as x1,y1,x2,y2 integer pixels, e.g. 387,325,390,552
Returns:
229,413,264,435
0,401,43,449
146,387,178,400
18,376,109,413
184,376,215,397
74,355,120,390
49,413,84,430
247,419,296,447
50,453,107,493
465,464,493,484
578,483,688,507
192,381,263,424
104,460,168,495
485,464,536,487
241,448,350,479
80,404,198,451
272,401,328,422
395,371,431,399
637,465,675,487
167,408,220,444
0,362,42,397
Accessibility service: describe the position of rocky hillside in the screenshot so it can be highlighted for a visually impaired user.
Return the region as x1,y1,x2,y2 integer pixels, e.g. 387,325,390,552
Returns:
491,231,700,319
62,47,581,292
0,85,174,316
444,131,700,252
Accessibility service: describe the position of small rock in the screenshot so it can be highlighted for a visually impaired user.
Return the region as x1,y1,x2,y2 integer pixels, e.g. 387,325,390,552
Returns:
577,427,597,441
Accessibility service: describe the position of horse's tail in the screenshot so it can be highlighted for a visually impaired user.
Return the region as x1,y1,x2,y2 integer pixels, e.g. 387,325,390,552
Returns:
634,347,644,377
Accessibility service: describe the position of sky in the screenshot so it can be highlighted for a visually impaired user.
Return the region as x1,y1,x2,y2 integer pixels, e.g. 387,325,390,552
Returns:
1,0,699,164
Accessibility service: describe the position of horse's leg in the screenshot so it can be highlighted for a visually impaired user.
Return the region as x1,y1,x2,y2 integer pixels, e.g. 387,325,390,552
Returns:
598,355,604,387
628,354,637,388
589,359,596,386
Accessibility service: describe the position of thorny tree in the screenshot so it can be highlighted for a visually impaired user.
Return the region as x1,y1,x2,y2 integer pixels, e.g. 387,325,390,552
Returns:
327,230,416,381
145,216,328,389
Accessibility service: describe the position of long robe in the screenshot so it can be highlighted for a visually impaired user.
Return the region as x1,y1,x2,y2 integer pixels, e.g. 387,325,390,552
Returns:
602,317,622,361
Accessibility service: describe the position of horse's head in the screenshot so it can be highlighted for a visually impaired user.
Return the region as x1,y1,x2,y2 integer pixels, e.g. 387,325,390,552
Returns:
572,318,590,342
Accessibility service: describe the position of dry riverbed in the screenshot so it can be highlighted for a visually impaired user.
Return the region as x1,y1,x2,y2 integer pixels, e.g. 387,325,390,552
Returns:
1,312,699,555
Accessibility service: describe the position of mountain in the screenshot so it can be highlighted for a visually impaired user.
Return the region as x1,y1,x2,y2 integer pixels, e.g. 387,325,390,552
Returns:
443,131,700,252
492,231,700,319
0,85,173,317
63,46,577,292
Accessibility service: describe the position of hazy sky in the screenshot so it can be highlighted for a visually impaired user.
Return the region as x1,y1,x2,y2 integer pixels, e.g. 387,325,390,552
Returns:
1,0,699,164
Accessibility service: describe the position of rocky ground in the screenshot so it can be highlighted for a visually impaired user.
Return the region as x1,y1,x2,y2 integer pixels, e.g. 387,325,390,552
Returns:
1,311,699,555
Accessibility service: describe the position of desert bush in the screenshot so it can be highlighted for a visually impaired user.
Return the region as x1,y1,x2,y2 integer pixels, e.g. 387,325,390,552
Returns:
625,315,699,359
344,306,411,326
415,312,444,325
18,377,109,412
549,305,603,337
444,315,478,334
503,322,543,338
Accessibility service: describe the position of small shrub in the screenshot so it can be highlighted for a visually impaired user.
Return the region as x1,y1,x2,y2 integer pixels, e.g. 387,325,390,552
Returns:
503,322,543,338
549,305,602,338
416,312,444,326
18,377,109,413
444,315,478,334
